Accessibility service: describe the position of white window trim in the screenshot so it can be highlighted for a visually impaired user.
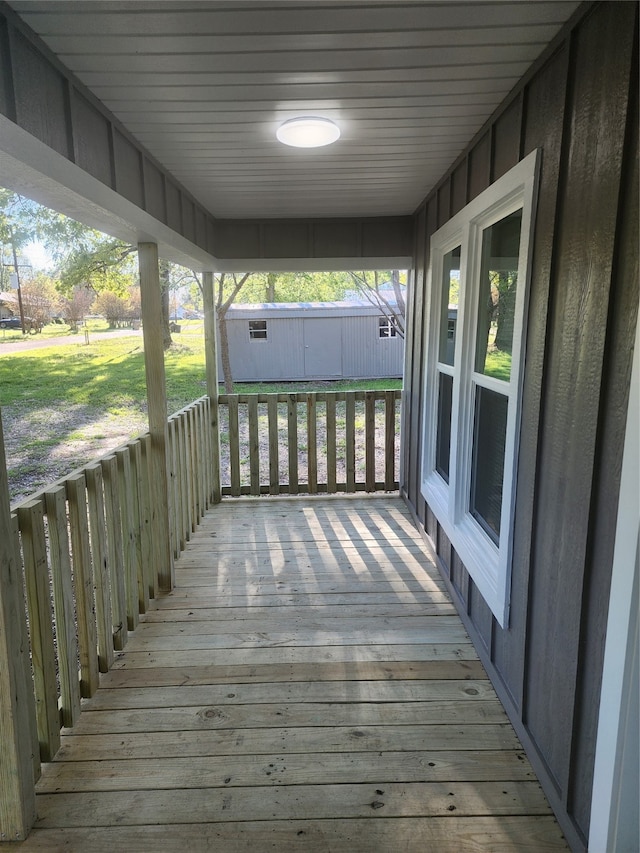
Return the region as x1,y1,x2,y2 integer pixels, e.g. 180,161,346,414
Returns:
421,150,540,627
378,316,397,338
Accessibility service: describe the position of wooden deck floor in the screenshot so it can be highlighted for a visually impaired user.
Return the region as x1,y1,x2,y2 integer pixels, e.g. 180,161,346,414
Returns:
17,495,568,852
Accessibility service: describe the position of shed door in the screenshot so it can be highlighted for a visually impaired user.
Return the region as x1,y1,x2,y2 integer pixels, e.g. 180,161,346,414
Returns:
304,319,342,377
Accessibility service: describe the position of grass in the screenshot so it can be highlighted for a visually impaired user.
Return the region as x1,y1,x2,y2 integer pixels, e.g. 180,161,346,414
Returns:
483,349,512,382
0,320,402,501
0,317,116,343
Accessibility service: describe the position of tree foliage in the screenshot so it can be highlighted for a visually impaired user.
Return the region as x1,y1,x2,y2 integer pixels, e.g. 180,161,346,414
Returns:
347,269,407,338
19,273,58,333
57,286,95,332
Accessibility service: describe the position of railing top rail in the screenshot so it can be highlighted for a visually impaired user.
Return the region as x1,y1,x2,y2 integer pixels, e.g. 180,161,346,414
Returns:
218,389,402,404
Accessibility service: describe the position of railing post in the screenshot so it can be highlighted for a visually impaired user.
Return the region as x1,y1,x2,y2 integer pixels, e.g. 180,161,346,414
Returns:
0,410,37,841
138,242,174,591
203,270,222,503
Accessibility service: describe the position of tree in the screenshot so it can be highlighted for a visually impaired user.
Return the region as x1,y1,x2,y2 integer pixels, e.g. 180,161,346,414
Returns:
57,286,95,331
0,190,37,334
347,269,406,338
237,270,349,304
19,273,57,332
175,267,251,392
216,272,251,392
95,290,128,328
0,190,177,347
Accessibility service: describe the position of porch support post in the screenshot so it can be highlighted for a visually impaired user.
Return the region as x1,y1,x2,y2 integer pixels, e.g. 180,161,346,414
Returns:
0,409,36,841
138,242,174,590
203,271,221,503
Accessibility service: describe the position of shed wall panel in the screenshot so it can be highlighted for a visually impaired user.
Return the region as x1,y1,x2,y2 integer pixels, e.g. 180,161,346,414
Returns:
219,307,404,381
342,315,403,378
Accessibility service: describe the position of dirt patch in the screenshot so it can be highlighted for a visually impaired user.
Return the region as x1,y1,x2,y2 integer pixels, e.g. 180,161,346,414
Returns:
4,402,147,504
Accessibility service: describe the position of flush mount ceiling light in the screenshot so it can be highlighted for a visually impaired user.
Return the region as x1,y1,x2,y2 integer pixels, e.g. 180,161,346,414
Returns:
276,116,341,148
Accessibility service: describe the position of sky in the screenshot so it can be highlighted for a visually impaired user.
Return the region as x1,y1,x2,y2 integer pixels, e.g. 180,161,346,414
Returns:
23,241,53,271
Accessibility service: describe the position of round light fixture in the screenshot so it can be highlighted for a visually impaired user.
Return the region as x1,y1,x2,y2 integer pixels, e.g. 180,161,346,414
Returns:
276,116,340,148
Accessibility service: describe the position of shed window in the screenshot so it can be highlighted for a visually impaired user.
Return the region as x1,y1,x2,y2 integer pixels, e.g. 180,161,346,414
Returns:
379,317,397,338
249,320,267,340
421,150,539,627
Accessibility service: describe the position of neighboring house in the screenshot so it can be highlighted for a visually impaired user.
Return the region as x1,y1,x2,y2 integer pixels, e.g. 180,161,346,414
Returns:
0,3,636,852
221,301,404,381
0,290,18,319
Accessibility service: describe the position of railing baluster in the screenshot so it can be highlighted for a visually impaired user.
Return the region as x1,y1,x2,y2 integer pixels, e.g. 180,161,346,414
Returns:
10,513,41,782
248,395,260,495
287,394,298,494
210,393,222,504
178,415,190,543
116,447,139,632
268,395,280,495
66,474,100,697
141,434,159,600
192,406,201,524
130,440,150,615
385,390,396,490
326,394,337,494
345,392,356,493
168,418,180,557
101,456,127,651
228,395,241,497
199,402,208,514
85,463,114,673
187,408,197,531
204,396,214,506
365,391,376,492
307,393,318,494
44,486,81,728
18,499,59,761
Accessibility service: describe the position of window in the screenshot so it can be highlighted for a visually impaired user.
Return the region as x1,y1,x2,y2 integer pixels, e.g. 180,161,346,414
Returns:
421,150,539,626
249,320,267,340
379,317,397,338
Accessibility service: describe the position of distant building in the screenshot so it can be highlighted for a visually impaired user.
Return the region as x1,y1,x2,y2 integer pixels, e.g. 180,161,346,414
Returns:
0,291,18,320
220,301,404,381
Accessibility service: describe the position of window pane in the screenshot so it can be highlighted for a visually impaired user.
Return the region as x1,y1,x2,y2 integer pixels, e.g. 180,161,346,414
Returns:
475,210,522,380
435,372,453,483
438,245,461,365
379,317,396,338
470,386,508,543
249,320,267,339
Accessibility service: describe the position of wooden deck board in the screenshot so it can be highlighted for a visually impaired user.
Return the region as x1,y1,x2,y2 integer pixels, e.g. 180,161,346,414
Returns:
17,495,567,851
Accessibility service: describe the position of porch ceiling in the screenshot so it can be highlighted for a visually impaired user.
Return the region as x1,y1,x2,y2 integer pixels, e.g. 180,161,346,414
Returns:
8,0,579,221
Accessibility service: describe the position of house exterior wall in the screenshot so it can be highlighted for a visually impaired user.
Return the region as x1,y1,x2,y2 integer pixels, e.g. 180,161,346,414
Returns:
219,304,404,381
401,3,638,851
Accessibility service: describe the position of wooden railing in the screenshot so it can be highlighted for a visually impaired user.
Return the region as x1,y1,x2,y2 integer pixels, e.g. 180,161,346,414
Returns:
8,395,214,772
5,388,401,793
167,395,215,554
218,389,402,496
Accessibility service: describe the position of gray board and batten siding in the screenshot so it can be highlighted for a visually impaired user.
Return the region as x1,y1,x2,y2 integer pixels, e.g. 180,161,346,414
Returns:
220,302,404,382
401,3,638,852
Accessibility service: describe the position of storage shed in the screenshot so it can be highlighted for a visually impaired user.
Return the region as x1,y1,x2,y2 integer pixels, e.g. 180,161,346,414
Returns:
219,301,404,381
